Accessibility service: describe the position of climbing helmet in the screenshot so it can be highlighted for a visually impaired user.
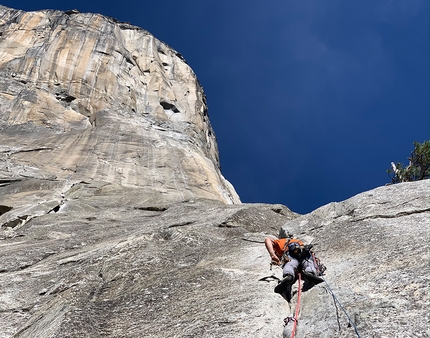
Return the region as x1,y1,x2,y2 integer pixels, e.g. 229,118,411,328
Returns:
288,242,302,258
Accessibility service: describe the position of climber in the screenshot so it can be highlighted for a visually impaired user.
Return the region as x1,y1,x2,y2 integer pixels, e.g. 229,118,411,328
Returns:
264,236,323,299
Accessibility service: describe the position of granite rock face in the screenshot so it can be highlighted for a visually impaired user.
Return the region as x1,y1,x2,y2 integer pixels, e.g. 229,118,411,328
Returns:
280,180,429,338
0,5,239,231
0,5,428,338
0,182,298,338
1,179,427,338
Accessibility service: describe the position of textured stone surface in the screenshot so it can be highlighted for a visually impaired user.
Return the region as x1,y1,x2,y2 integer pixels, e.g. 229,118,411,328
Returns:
0,5,428,338
1,180,427,338
0,5,240,229
280,179,429,338
0,181,298,338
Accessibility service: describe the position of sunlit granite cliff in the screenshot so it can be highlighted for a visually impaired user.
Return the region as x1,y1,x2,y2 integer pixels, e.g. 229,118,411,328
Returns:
0,4,240,221
0,6,428,338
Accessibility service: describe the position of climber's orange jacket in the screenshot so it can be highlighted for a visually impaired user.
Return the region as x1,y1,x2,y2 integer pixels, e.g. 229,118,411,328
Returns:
272,238,304,258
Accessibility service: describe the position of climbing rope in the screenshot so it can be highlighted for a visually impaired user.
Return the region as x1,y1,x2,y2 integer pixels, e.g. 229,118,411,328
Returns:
321,276,361,338
290,272,302,338
277,267,361,337
265,248,360,337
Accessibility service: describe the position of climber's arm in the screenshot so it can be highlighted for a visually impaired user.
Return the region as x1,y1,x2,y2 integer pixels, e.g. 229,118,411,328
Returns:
264,238,281,265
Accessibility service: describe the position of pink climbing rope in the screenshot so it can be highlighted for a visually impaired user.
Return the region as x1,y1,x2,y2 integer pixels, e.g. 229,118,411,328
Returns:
291,272,302,338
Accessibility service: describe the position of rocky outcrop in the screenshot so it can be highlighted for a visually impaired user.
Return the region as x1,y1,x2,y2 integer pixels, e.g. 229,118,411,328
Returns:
0,5,240,233
0,181,298,338
0,5,428,338
1,179,427,338
279,180,429,337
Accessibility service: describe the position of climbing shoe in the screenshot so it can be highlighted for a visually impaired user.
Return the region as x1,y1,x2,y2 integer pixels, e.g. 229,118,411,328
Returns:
302,270,324,285
274,274,294,294
280,284,293,303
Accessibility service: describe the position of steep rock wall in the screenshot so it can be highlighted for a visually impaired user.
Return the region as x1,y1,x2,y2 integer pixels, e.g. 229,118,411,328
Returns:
0,5,428,338
279,180,429,337
1,178,427,337
0,5,240,232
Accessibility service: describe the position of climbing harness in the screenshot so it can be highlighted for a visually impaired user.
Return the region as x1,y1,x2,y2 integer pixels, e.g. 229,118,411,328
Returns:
321,276,362,338
283,272,302,338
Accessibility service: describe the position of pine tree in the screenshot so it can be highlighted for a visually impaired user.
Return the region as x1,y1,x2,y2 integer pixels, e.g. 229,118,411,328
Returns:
387,141,430,183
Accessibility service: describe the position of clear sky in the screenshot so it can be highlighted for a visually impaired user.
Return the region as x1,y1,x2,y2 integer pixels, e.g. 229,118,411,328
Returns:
2,0,428,214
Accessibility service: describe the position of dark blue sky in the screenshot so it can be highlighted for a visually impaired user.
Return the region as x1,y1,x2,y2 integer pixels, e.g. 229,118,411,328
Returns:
3,1,428,214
